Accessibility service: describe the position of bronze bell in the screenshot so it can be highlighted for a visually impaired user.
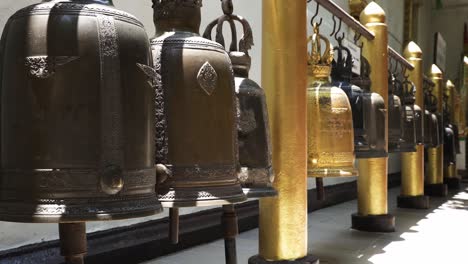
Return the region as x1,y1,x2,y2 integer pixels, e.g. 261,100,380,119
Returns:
398,79,417,152
150,0,245,207
0,0,162,223
203,9,276,198
307,24,358,178
347,56,387,159
414,104,424,145
424,82,441,147
388,73,405,152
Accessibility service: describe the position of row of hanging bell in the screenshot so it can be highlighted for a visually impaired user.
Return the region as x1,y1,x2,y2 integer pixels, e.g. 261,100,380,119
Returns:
423,81,441,148
307,23,358,200
331,39,387,159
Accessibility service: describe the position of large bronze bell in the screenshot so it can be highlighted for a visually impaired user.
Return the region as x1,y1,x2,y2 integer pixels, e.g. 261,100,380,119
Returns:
203,8,275,199
424,83,441,148
0,0,161,223
398,78,417,152
388,73,405,152
307,24,358,179
150,0,245,208
347,57,387,159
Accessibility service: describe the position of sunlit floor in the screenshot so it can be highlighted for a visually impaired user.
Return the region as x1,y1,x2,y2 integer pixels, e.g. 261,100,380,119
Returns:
142,184,468,264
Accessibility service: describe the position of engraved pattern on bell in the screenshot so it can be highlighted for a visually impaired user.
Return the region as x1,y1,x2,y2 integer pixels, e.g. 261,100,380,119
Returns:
197,61,218,95
25,56,79,79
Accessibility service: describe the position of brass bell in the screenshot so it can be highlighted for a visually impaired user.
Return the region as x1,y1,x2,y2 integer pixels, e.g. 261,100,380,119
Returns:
0,0,161,223
150,0,245,208
398,79,417,152
414,104,424,145
388,73,405,152
203,10,276,198
307,24,358,178
348,57,387,158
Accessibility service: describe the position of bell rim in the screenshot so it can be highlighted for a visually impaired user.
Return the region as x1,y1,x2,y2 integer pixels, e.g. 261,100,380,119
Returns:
0,196,163,223
307,168,359,178
242,187,278,199
158,185,247,207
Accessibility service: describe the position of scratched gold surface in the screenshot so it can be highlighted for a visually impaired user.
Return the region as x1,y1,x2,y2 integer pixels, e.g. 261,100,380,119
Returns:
427,147,443,184
401,42,424,196
258,0,308,260
357,2,389,215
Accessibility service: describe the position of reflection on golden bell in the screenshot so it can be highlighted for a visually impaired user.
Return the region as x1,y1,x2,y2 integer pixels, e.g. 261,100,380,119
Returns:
307,79,358,178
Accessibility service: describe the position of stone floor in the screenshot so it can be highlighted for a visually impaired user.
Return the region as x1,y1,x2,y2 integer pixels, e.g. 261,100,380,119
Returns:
142,186,468,264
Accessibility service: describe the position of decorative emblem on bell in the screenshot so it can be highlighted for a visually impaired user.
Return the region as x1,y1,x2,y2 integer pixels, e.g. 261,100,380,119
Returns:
203,5,276,198
388,73,405,152
307,23,358,179
331,44,387,159
424,79,441,148
0,0,162,223
150,0,245,208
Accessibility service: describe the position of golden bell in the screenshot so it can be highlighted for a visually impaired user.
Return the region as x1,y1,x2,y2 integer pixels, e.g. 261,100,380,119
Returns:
307,24,358,178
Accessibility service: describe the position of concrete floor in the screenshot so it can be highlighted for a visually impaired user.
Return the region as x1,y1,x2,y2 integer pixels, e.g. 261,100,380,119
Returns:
141,186,468,264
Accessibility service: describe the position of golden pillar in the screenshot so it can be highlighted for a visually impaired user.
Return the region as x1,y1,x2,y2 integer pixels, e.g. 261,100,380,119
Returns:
444,80,461,188
425,65,447,196
351,2,395,233
249,1,318,263
398,42,429,209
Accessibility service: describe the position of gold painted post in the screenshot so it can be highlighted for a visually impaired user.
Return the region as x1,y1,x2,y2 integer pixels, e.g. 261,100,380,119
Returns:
425,65,447,196
249,1,318,263
351,2,395,233
398,42,429,209
444,80,461,188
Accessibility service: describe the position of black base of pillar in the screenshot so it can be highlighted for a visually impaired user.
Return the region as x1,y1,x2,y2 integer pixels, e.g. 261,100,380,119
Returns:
444,177,461,190
248,255,319,264
424,183,448,197
397,195,430,209
351,213,395,233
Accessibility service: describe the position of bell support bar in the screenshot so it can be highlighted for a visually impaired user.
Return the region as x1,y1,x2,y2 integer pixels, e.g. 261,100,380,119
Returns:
389,46,415,71
313,0,375,40
313,0,414,72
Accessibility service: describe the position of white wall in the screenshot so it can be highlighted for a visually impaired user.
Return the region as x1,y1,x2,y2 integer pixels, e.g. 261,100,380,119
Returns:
0,0,405,251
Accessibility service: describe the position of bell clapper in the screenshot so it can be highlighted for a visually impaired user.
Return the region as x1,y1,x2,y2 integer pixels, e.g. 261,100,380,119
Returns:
222,204,239,264
169,208,180,244
59,222,87,264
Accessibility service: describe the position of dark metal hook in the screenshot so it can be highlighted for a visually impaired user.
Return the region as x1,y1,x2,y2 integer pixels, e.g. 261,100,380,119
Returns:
335,18,345,42
353,32,363,49
311,1,323,27
330,15,336,37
